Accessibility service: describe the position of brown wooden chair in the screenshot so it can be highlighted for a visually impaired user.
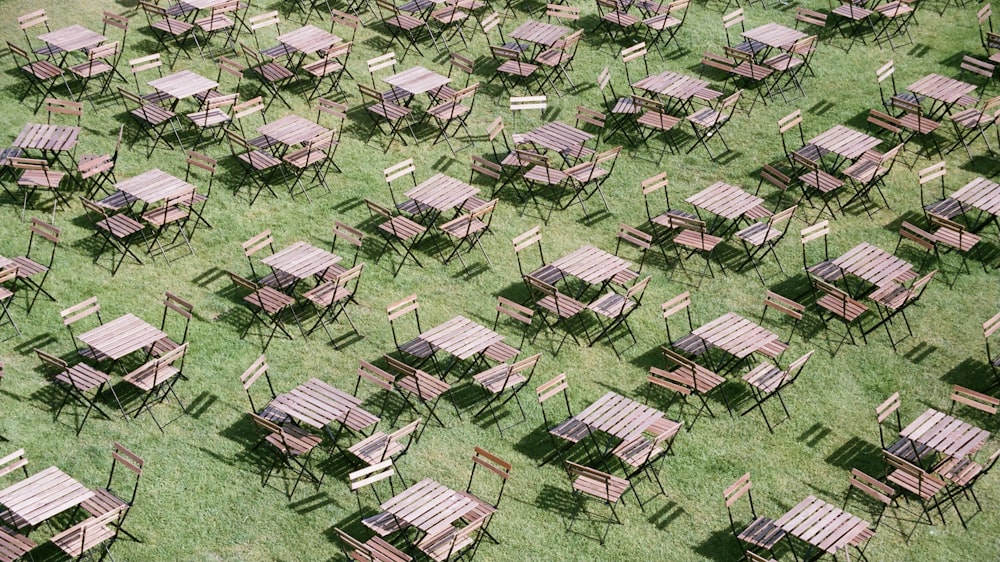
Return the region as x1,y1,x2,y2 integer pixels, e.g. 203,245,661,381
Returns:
891,95,943,160
610,417,680,507
350,460,408,537
8,157,68,223
359,84,417,152
141,187,196,261
17,9,62,59
641,172,696,260
841,143,904,216
385,294,438,371
228,271,298,351
735,206,797,285
242,230,295,291
597,66,640,145
588,276,651,359
665,214,723,287
934,447,1000,527
661,291,713,360
249,412,324,498
302,262,364,346
536,373,594,465
68,41,122,110
375,0,439,58
6,41,71,111
535,29,584,97
366,200,427,277
812,277,868,353
416,516,485,562
459,447,511,545
122,342,189,432
303,42,353,102
354,359,398,421
983,311,1000,388
79,198,148,276
875,392,934,465
685,90,742,160
741,351,814,433
0,524,34,562
385,355,456,430
193,0,239,58
929,213,987,280
792,151,844,221
633,95,681,164
485,297,534,363
59,296,108,363
563,146,621,218
723,47,774,113
472,352,542,433
35,348,116,434
512,226,565,291
0,268,17,338
649,346,730,429
565,461,630,545
139,1,198,65
524,275,589,354
118,86,183,156
723,473,786,560
777,109,827,170
438,198,496,269
225,129,284,206
7,218,58,313
843,468,896,556
79,443,144,543
518,150,570,224
882,450,953,535
348,418,421,487
241,42,294,111
865,270,936,350
950,384,999,418
641,0,689,60
181,151,217,238
917,161,964,222
335,526,412,562
50,505,127,562
240,354,291,425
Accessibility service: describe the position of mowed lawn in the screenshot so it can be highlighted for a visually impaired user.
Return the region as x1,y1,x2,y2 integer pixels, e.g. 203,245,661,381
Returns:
0,0,998,561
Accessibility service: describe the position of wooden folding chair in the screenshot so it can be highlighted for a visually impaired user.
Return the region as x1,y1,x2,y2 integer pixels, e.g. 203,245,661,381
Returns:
597,67,640,145
6,41,72,111
303,42,353,101
146,291,193,360
741,351,814,433
79,197,148,276
588,276,651,359
661,291,713,360
302,263,364,345
240,354,291,425
0,524,34,562
791,151,844,221
8,218,59,313
228,271,298,351
983,311,1000,388
348,418,421,487
471,352,542,433
350,460,407,537
844,468,898,540
947,94,1000,160
17,9,62,59
649,346,730,430
723,473,786,561
666,215,723,287
9,157,68,223
632,95,681,165
875,392,934,465
812,277,869,354
756,291,804,362
512,225,565,291
385,294,437,370
141,187,196,261
335,526,412,562
865,270,937,350
138,1,198,66
536,373,594,465
610,417,680,508
882,450,953,536
118,87,183,157
723,10,766,56
224,129,284,206
366,199,428,277
735,206,797,285
359,84,418,152
490,46,540,95
68,41,122,110
565,461,630,545
193,0,240,58
122,343,189,432
438,198,496,269
385,355,457,430
950,384,999,418
518,150,570,224
0,268,17,338
524,274,589,354
249,412,324,498
934,447,1000,527
563,146,621,218
685,90,742,159
535,29,584,97
375,0,440,58
641,0,689,60
50,505,127,562
241,42,294,111
416,516,486,562
891,95,943,160
80,443,145,543
35,348,116,435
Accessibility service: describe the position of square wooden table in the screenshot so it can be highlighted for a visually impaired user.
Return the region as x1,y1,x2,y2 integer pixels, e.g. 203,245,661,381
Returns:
808,125,883,169
379,478,479,538
907,73,978,118
278,25,342,70
38,25,106,56
831,242,914,292
419,315,505,361
686,181,765,233
383,66,451,96
950,176,1000,216
509,19,571,48
899,408,991,460
77,313,167,362
260,241,342,291
404,173,479,223
270,378,380,440
256,114,330,153
774,495,870,560
115,168,197,211
632,70,721,114
549,245,632,288
0,466,94,530
12,122,81,169
692,312,780,361
742,22,808,50
513,121,594,155
575,391,667,444
148,70,219,105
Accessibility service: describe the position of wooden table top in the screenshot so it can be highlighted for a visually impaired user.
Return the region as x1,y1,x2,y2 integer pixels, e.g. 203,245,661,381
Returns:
257,114,330,147
775,495,870,555
148,70,219,100
693,312,780,359
419,315,504,360
686,181,764,221
12,123,80,152
907,73,977,105
509,19,571,46
38,25,106,52
78,313,167,361
808,125,883,161
278,25,342,54
549,245,631,285
380,478,479,537
0,466,94,529
383,66,451,96
832,242,913,288
575,391,666,443
115,168,196,205
632,70,715,102
181,0,232,8
951,177,1000,215
261,241,342,281
271,378,379,433
404,173,479,213
742,22,808,49
900,408,991,460
514,120,593,154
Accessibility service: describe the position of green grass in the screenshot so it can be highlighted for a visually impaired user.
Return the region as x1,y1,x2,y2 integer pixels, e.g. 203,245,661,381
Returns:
0,0,999,560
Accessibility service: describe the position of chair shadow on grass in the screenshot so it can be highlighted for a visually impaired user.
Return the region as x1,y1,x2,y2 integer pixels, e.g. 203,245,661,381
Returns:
938,357,993,389
691,528,745,562
825,435,883,472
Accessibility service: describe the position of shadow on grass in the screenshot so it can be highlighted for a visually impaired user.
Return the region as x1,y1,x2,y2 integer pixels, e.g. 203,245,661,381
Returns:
691,528,745,562
798,422,832,449
825,435,882,472
939,357,993,389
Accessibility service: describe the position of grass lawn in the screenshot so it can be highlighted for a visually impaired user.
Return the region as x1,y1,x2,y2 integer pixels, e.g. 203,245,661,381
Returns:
0,0,999,560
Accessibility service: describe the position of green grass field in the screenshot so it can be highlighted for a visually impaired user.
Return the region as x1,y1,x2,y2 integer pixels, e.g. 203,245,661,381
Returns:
1,0,999,560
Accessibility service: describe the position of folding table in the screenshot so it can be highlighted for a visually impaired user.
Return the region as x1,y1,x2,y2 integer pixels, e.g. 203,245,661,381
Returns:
948,176,1000,234
807,125,883,171
742,22,807,60
77,313,167,373
417,315,504,377
148,69,219,110
0,466,94,531
548,244,632,300
631,70,721,115
379,478,478,540
906,73,978,119
686,181,766,235
277,25,342,71
37,25,106,64
574,391,677,458
260,241,342,294
899,408,990,463
256,114,330,157
114,168,197,216
831,242,914,297
509,19,570,55
774,495,870,561
404,173,479,227
270,378,380,447
11,122,81,170
692,312,780,372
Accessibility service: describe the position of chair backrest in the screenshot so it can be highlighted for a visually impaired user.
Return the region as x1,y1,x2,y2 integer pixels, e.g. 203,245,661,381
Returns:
510,95,546,131
723,472,758,533
129,53,163,93
745,552,777,562
874,392,905,451
615,223,652,273
386,294,422,351
762,290,804,323
132,342,188,389
961,55,995,88
46,98,83,126
898,221,936,254
383,158,418,207
240,353,278,415
366,52,399,82
511,226,546,278
782,350,814,385
546,3,580,22
565,461,617,500
105,442,144,506
794,7,827,28
536,372,573,424
799,220,832,269
661,291,695,344
61,296,102,333
23,217,60,266
849,467,895,510
356,359,396,398
160,290,193,347
53,504,127,558
330,9,361,42
883,450,945,494
0,448,28,480
330,221,364,267
621,42,649,84
951,384,999,415
466,446,512,509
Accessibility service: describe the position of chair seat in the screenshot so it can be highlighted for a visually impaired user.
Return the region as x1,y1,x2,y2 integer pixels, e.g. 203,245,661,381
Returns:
367,100,412,122
868,282,910,310
535,49,572,67
588,292,634,319
764,53,803,73
528,263,566,285
152,18,194,36
195,13,234,31
441,217,487,239
239,149,283,171
731,62,772,81
51,518,115,558
832,4,873,20
378,216,426,241
302,58,343,78
757,338,788,359
386,14,426,31
497,60,538,77
843,159,885,184
898,114,940,134
807,260,845,283
18,169,65,188
22,60,63,80
123,364,179,392
637,111,681,131
611,96,641,115
739,515,786,549
399,336,436,359
348,431,403,465
602,11,640,26
9,256,46,278
473,364,526,393
253,62,295,82
428,101,470,121
886,467,945,500
265,424,322,456
536,294,586,319
736,222,781,246
924,198,965,220
798,170,843,194
142,205,189,228
671,333,712,356
742,363,786,394
643,13,681,30
949,107,993,129
550,415,592,443
261,43,297,59
573,472,629,502
131,104,175,127
80,488,127,517
69,60,113,79
523,165,568,185
147,336,182,357
934,456,983,485
417,525,476,562
816,293,867,320
244,286,295,315
566,164,608,183
97,213,145,239
302,281,350,308
885,437,932,464
934,227,980,251
187,108,231,128
397,372,450,400
686,107,726,129
363,536,413,562
0,524,36,560
673,229,722,251
55,363,110,392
